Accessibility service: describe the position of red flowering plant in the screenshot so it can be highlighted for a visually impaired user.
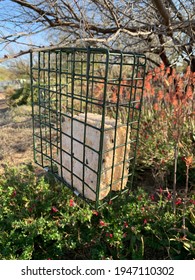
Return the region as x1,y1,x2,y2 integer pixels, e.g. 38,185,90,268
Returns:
137,64,195,196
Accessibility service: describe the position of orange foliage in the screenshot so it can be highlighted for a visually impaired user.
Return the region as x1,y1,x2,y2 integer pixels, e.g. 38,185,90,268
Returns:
157,90,164,101
183,156,193,167
153,103,159,111
186,86,193,99
143,64,194,113
91,64,194,113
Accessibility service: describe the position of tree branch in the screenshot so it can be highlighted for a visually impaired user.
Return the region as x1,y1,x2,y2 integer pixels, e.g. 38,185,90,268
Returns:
0,0,194,69
152,0,170,26
11,0,56,26
158,34,171,67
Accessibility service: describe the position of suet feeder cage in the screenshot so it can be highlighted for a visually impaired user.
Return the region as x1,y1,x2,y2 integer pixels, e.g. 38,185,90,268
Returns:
30,47,146,208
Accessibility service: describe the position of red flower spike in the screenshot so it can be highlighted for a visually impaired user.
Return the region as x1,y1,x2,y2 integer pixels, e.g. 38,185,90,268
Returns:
69,199,75,207
124,221,128,228
159,187,163,194
106,232,113,238
143,219,147,225
99,220,106,227
189,199,195,205
175,198,182,205
150,194,155,201
167,192,172,200
183,156,193,167
11,190,17,197
153,103,159,111
51,206,58,213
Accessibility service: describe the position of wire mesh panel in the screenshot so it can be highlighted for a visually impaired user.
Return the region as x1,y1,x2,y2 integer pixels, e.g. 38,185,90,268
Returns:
31,47,146,208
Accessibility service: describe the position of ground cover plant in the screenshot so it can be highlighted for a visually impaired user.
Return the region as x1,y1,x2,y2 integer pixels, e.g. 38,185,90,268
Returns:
0,65,194,259
0,164,194,260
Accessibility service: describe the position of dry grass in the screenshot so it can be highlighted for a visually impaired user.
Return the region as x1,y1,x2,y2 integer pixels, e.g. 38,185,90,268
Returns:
0,93,34,174
0,126,33,170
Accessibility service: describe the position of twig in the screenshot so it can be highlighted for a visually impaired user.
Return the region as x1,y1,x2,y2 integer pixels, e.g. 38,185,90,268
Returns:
173,142,178,215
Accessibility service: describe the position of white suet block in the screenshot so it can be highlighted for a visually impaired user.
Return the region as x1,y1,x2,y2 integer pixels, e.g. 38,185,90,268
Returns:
58,113,130,201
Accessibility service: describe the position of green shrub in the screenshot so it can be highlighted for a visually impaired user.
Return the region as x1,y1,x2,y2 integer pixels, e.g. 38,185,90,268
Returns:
5,83,38,107
0,165,194,260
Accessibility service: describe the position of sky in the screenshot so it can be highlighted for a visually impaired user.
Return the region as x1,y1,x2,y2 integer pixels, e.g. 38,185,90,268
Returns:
0,0,49,65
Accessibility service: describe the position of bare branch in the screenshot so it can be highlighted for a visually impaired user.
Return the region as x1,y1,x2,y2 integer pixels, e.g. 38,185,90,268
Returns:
166,0,184,21
0,0,194,70
152,0,170,25
11,0,56,26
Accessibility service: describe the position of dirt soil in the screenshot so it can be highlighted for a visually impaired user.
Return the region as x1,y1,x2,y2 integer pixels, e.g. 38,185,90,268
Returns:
0,92,35,174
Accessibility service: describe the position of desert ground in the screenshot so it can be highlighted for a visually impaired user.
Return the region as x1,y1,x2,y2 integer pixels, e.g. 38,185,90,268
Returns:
0,92,34,174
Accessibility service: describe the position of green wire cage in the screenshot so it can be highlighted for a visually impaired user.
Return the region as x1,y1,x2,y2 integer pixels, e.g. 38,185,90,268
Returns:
30,47,146,208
